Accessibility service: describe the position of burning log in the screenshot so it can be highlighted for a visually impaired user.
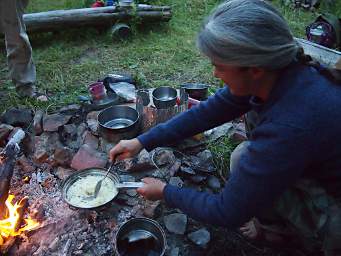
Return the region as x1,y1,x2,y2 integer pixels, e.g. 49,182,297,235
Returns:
0,129,25,216
23,5,172,33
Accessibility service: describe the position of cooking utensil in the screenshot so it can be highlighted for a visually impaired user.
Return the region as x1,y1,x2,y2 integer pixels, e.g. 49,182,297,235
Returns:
152,87,177,109
98,105,140,143
180,83,209,100
61,168,143,209
88,162,115,200
115,217,167,256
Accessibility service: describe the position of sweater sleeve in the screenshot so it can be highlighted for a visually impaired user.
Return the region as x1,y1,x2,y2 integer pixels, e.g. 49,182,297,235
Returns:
163,122,316,228
138,87,251,151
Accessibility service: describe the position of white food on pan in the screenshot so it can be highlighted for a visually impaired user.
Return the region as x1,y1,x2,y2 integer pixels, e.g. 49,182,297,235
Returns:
67,174,118,208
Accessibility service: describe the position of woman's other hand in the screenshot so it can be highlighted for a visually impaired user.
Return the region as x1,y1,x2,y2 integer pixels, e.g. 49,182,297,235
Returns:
137,177,166,201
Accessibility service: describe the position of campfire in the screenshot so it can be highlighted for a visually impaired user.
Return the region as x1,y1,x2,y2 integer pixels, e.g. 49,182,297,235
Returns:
0,195,39,245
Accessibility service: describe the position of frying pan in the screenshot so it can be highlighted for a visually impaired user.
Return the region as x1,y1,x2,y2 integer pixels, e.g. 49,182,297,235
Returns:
61,167,143,209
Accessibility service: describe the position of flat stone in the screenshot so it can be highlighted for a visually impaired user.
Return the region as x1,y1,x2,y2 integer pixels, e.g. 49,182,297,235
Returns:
1,107,33,128
53,147,73,167
207,175,221,190
82,130,99,149
169,177,184,188
164,213,187,235
71,144,107,171
43,113,71,132
86,119,98,136
197,150,213,163
187,228,211,248
0,124,13,146
33,110,44,136
55,167,75,180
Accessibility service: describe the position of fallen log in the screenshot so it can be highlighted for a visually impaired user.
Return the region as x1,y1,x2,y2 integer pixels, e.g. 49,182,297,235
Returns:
23,5,172,33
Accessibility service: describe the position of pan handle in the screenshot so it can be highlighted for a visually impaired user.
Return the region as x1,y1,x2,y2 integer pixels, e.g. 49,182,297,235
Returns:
116,182,144,189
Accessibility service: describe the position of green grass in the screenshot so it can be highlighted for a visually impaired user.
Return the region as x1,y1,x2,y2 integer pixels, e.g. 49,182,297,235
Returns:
1,0,340,113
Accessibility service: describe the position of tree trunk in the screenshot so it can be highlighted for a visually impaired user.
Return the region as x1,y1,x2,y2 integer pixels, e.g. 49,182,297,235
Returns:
23,5,172,33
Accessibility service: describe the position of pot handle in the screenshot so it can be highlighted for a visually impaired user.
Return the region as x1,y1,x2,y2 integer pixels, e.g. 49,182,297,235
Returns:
116,182,144,189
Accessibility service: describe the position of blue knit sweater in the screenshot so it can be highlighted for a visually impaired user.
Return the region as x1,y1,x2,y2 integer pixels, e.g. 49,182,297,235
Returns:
138,63,341,228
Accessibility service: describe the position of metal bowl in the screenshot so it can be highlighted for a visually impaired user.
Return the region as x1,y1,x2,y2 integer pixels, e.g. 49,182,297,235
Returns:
115,217,167,256
180,83,209,100
152,87,177,109
98,105,140,143
61,167,119,209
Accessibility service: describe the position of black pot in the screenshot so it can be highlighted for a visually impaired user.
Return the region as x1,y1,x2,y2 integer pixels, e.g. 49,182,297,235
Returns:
180,83,209,100
98,106,140,143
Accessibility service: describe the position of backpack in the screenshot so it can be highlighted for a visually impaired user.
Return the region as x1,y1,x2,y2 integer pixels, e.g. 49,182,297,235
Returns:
306,13,341,49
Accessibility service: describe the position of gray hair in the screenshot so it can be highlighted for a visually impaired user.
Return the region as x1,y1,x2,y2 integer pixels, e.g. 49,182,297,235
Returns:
197,0,300,69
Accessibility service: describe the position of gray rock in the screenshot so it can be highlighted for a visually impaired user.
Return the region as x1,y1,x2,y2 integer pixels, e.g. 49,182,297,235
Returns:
164,213,187,235
1,107,33,128
170,247,180,256
118,149,154,172
43,113,71,132
126,189,137,197
55,167,75,180
125,198,139,207
197,150,213,163
180,166,196,175
59,104,81,115
190,175,207,184
204,122,233,140
187,228,210,248
71,144,107,170
169,177,184,188
86,111,100,136
33,110,44,136
143,200,160,218
33,134,50,163
82,130,99,149
153,149,175,167
207,176,221,190
53,147,74,167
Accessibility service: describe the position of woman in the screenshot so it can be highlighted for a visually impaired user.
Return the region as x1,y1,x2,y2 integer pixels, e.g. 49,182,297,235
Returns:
110,0,341,254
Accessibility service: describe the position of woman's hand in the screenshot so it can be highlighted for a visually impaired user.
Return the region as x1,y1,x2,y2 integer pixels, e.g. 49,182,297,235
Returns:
109,138,143,162
137,177,166,201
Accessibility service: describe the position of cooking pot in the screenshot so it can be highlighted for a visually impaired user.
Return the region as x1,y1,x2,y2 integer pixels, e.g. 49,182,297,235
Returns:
152,87,177,109
180,83,209,100
61,167,143,209
98,105,140,143
115,217,167,256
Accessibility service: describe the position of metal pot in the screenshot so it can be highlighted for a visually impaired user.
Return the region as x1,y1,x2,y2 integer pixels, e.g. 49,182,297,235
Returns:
180,83,209,100
115,217,167,256
152,87,177,109
98,105,140,143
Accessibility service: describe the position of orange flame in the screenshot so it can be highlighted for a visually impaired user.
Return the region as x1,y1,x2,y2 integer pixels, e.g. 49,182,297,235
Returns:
0,195,39,245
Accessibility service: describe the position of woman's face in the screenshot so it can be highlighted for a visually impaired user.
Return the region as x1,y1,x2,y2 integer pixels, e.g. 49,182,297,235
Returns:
212,61,256,96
